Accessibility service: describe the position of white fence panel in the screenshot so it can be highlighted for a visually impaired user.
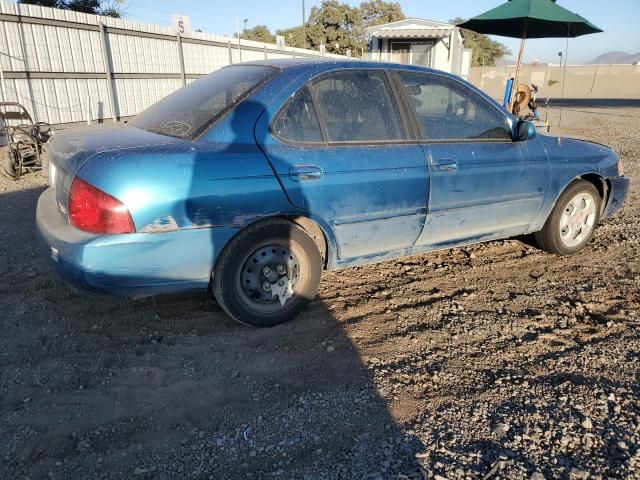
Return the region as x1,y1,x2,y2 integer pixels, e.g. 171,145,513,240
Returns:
0,0,349,125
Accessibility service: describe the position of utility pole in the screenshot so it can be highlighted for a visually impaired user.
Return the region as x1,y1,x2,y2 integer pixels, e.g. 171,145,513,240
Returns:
302,0,306,49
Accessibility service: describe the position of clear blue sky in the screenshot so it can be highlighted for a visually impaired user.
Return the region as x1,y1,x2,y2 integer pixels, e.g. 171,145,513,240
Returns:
117,0,639,64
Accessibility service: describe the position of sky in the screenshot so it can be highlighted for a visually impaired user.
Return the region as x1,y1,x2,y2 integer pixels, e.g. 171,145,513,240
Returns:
116,0,640,64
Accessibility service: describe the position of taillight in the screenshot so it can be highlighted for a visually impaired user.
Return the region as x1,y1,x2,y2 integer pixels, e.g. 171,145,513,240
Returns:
69,178,135,234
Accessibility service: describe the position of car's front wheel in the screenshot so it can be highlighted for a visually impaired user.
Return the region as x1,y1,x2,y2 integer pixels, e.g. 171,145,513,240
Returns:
534,180,601,255
212,219,322,327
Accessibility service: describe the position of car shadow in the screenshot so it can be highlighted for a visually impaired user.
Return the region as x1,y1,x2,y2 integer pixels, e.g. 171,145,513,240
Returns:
1,183,424,475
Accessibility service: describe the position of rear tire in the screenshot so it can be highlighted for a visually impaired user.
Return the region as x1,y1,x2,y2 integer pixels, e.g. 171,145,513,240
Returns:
1,147,21,179
534,180,601,255
212,219,322,327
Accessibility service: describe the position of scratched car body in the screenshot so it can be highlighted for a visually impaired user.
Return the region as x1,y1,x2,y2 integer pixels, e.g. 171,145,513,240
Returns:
36,59,630,326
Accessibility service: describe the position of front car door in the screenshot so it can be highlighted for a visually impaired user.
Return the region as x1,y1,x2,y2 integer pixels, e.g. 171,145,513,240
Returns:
393,70,551,246
255,68,429,262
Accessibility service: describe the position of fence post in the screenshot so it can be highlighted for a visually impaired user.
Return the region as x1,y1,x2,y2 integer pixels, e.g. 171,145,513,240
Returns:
86,96,92,125
228,41,233,65
15,3,38,121
98,22,118,122
176,33,186,86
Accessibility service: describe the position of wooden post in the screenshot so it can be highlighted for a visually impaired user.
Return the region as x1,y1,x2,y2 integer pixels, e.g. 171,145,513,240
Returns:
98,22,118,122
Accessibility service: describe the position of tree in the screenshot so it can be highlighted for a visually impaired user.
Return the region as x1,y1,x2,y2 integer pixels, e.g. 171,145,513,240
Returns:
360,0,404,27
276,25,307,49
308,0,362,55
239,25,276,44
276,0,405,56
19,0,122,17
452,17,511,66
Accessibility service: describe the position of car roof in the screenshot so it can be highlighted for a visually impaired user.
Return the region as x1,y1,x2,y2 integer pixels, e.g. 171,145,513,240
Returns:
240,57,440,75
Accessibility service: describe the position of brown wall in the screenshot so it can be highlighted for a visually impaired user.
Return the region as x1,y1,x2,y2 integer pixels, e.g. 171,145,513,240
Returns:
468,64,640,101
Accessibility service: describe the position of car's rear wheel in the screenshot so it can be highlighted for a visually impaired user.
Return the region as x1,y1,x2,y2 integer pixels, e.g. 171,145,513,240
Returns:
534,180,601,255
212,219,322,327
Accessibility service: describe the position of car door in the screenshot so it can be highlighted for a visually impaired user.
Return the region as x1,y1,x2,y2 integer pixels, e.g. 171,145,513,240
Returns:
255,69,429,260
393,70,551,246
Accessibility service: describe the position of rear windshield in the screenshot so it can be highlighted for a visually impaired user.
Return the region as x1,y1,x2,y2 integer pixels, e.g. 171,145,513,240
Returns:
131,65,278,140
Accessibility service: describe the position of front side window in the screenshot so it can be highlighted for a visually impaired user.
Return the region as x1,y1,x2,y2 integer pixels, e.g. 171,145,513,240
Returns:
131,65,277,140
397,71,512,141
272,86,323,143
310,70,405,143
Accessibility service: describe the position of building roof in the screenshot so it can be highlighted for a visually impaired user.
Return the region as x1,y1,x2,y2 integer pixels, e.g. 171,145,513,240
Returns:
367,17,458,39
372,28,452,39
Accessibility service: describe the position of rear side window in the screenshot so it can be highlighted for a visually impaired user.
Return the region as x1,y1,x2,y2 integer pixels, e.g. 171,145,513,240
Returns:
131,65,277,140
272,86,323,143
397,71,512,141
311,70,404,143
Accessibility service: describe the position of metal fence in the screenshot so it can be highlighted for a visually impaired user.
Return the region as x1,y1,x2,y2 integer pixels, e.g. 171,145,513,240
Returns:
0,1,347,126
469,64,640,102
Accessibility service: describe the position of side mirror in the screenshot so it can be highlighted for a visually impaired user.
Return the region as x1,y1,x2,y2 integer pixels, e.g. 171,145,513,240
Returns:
516,120,537,141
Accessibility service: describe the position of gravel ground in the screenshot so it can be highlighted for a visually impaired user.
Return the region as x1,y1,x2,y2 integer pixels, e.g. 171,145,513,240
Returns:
1,107,639,480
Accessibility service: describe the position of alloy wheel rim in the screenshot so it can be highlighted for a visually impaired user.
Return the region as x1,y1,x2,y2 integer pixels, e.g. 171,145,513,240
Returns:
558,192,597,248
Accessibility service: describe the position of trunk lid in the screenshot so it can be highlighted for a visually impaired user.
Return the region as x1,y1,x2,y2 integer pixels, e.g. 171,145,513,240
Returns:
46,124,182,213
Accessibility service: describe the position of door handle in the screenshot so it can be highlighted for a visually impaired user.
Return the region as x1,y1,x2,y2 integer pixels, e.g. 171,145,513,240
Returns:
431,157,458,173
289,165,324,181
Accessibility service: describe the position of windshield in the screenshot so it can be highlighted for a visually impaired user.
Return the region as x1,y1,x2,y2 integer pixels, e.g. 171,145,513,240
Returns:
131,65,278,140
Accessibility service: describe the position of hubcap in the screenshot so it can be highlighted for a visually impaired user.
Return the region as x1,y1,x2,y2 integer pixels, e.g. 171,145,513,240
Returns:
239,244,300,309
559,192,597,248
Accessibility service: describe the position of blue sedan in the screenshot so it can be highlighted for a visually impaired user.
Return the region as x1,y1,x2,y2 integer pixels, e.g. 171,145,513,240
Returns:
36,59,630,326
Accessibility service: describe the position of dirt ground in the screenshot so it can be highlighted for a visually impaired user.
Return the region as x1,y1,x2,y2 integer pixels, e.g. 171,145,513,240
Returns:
1,107,639,480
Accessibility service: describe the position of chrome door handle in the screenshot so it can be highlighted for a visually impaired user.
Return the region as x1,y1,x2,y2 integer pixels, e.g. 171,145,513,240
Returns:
289,165,324,181
431,158,458,173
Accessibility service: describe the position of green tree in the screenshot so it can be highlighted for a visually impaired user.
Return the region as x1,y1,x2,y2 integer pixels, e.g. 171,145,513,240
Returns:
452,17,511,66
239,25,276,44
360,0,404,27
308,0,362,55
276,25,307,49
277,0,406,56
19,0,122,17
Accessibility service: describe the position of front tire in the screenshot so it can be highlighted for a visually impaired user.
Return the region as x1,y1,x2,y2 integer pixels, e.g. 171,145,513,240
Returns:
212,219,322,327
534,180,601,255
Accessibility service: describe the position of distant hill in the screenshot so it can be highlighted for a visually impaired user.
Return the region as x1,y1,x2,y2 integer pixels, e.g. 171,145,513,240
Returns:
588,51,640,64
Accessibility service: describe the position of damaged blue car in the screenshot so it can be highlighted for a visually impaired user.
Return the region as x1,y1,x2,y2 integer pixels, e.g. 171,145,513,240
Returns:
36,59,630,326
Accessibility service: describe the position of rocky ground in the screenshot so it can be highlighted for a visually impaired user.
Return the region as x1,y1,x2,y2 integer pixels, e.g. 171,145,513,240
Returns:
1,107,639,480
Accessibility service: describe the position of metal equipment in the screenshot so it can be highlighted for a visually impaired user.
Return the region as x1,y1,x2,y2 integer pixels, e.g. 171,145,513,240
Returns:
0,102,52,179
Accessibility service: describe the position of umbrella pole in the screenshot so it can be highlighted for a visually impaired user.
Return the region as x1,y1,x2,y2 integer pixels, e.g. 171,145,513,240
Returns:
510,32,526,114
558,26,570,127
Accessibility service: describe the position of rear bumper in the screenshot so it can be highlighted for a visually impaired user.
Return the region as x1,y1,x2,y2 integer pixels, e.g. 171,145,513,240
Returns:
602,175,630,219
36,188,237,296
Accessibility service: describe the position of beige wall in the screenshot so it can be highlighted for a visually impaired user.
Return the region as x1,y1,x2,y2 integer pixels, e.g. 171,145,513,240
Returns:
469,64,640,101
432,41,450,72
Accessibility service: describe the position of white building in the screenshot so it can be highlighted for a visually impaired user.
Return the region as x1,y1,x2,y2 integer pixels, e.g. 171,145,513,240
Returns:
366,18,473,79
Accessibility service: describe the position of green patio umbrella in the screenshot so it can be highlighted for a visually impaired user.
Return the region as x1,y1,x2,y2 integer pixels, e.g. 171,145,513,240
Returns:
458,0,602,112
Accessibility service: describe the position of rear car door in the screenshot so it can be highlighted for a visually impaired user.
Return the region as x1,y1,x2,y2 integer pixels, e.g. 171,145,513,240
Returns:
394,70,551,246
255,69,429,260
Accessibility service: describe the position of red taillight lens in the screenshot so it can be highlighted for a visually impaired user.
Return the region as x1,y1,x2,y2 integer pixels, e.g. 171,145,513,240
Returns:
69,178,135,234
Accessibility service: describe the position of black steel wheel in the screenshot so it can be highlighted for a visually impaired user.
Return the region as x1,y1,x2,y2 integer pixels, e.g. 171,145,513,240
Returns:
213,219,322,327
